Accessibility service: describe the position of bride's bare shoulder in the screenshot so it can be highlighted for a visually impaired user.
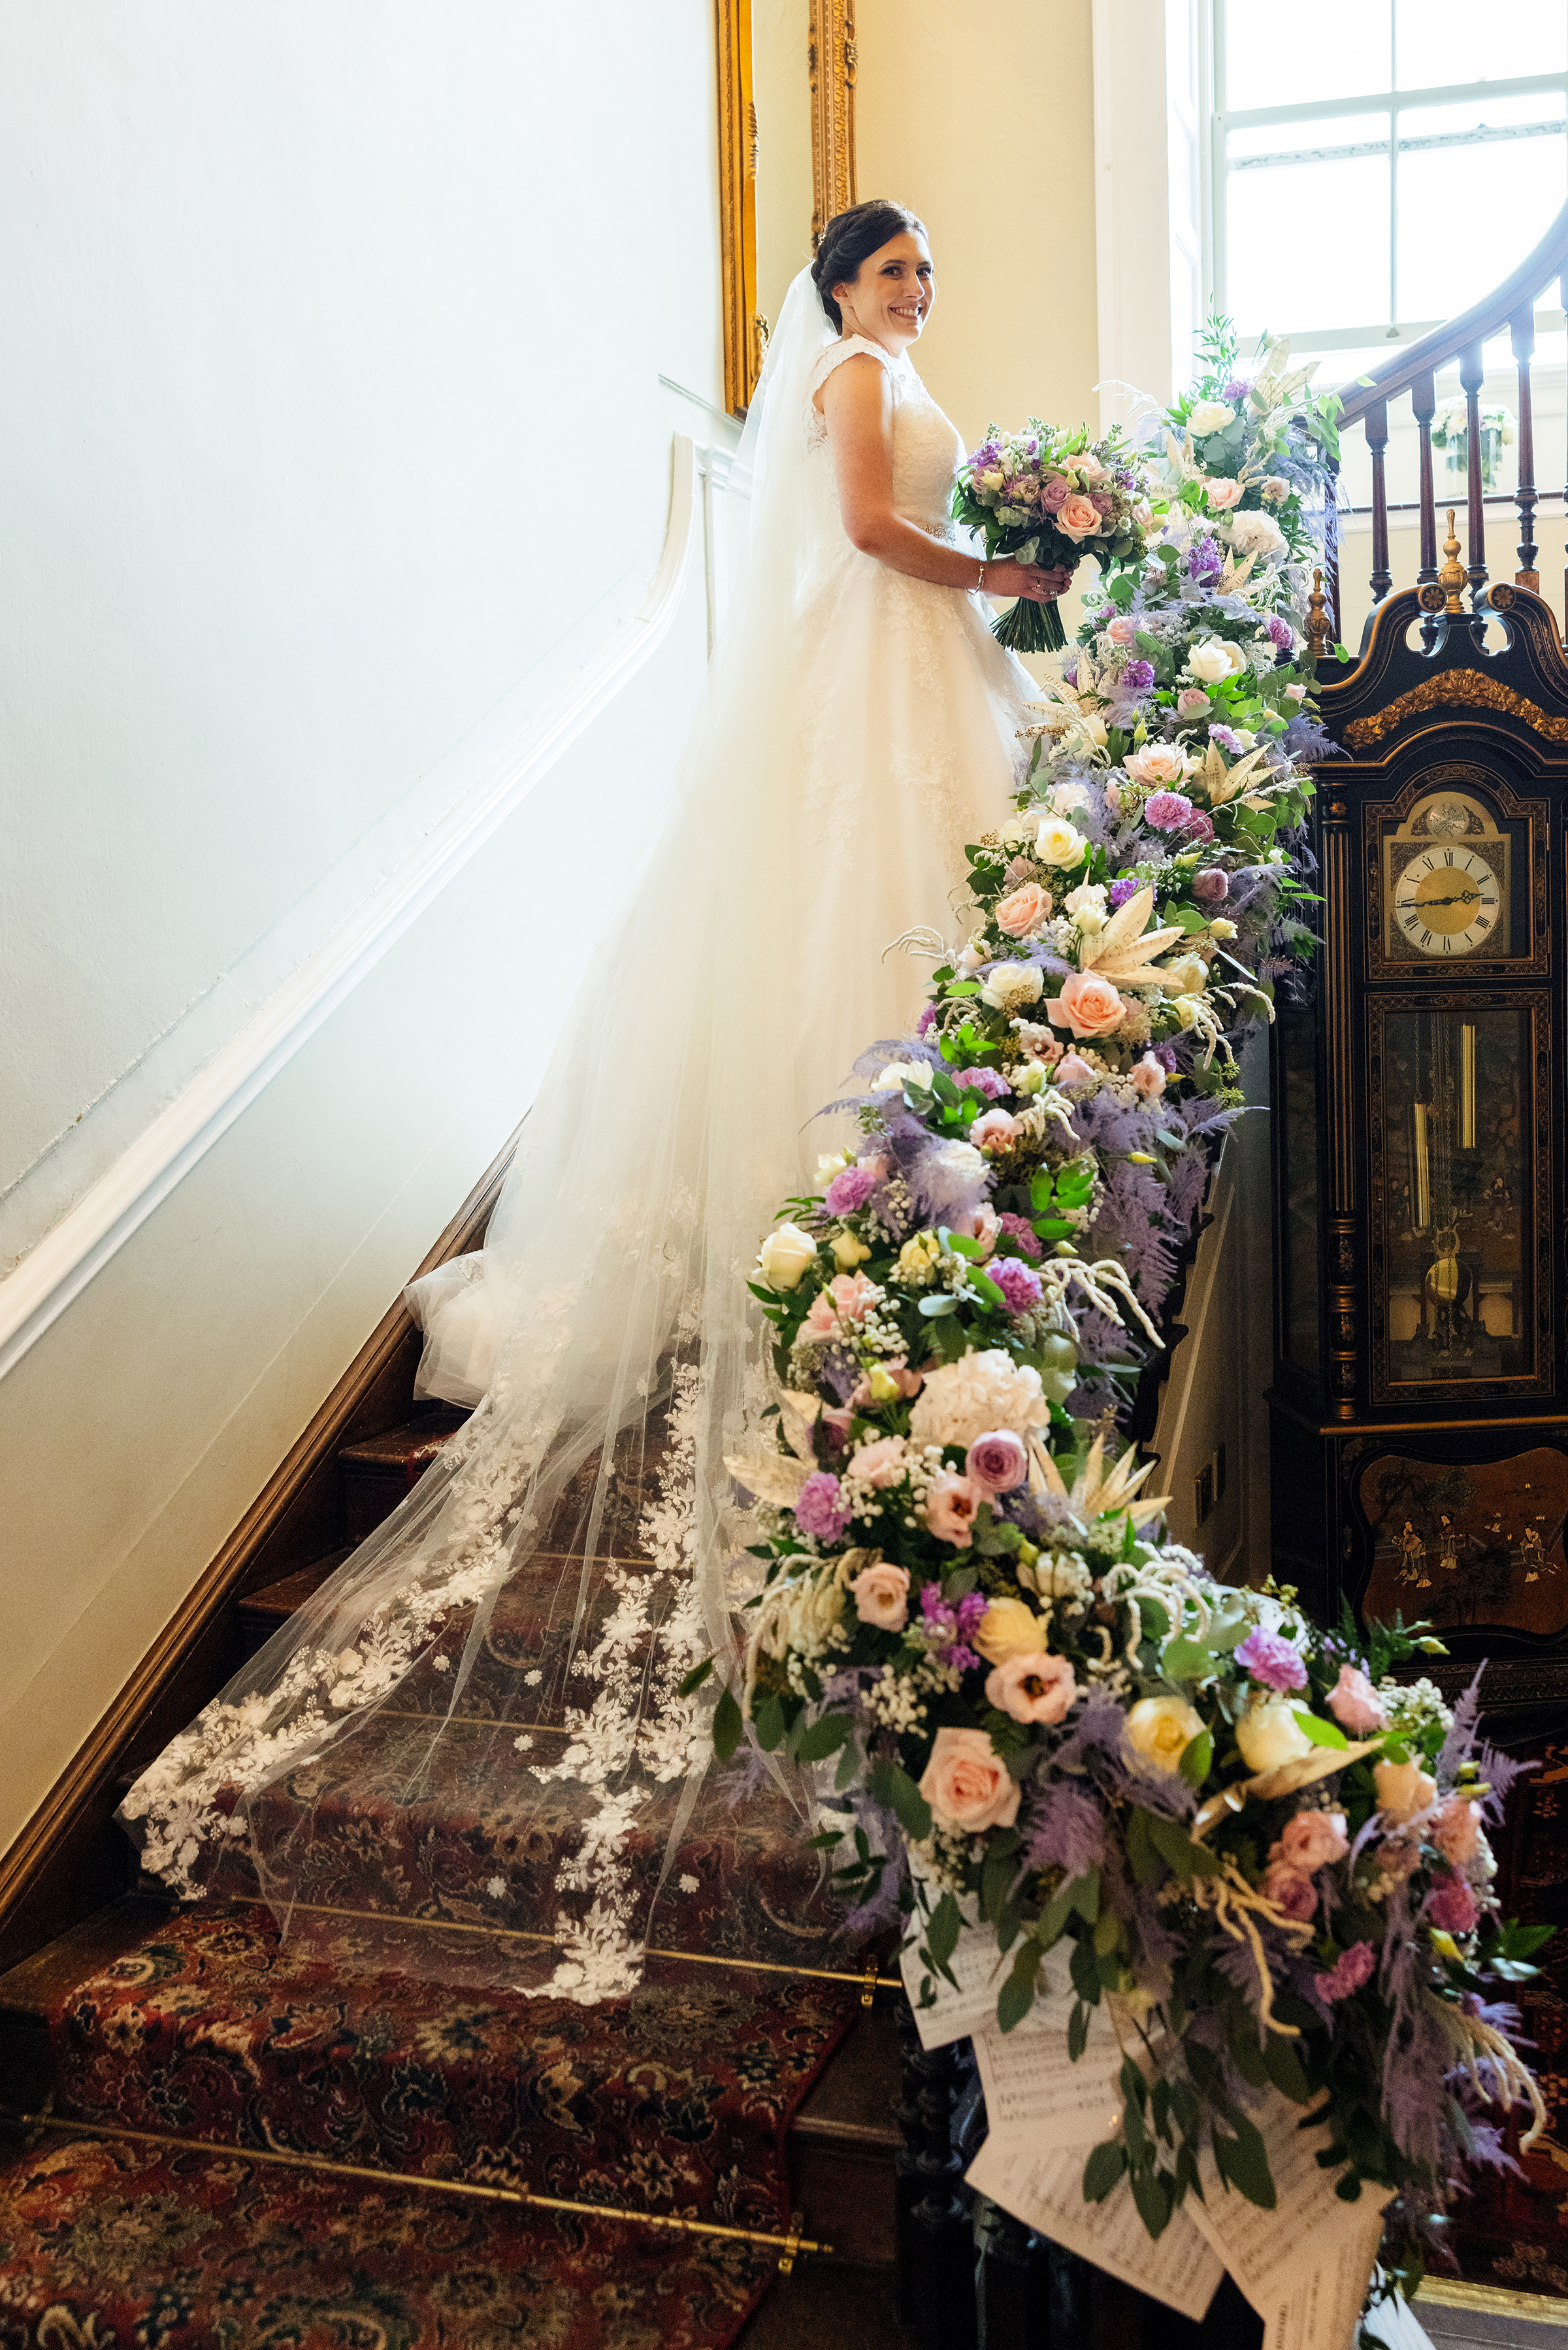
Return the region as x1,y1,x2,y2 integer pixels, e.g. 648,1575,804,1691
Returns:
811,339,894,418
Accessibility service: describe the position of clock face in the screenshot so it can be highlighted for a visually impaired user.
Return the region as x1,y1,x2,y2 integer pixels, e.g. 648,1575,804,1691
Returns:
1392,844,1502,956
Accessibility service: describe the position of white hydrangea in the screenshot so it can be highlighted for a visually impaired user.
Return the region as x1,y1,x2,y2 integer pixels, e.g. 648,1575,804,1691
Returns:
909,1348,1052,1449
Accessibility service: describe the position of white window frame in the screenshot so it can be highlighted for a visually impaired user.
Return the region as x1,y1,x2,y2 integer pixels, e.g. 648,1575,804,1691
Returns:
1092,0,1211,425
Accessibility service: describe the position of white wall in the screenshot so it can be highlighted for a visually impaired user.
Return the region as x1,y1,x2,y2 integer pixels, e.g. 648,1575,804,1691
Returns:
0,3,738,1849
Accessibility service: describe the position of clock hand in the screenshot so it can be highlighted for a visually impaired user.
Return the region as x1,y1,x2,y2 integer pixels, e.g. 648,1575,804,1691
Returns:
1411,889,1482,908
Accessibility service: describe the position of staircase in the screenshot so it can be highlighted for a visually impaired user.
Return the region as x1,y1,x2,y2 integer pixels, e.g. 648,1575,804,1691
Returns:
0,1159,909,2350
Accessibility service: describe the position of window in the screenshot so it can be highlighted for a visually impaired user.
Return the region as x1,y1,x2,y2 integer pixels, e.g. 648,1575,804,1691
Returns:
1209,0,1568,380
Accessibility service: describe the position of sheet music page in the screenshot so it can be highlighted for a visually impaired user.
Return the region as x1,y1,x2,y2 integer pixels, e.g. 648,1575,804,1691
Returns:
972,1978,1124,2148
966,2134,1224,2323
900,1923,1011,2048
1183,2091,1395,2349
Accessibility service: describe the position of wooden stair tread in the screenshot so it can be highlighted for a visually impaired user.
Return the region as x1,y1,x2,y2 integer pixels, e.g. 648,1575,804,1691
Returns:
791,2008,900,2151
335,1410,469,1473
240,1551,353,1624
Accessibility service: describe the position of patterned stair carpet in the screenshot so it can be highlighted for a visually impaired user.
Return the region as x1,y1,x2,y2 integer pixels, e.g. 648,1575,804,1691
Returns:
0,1900,860,2349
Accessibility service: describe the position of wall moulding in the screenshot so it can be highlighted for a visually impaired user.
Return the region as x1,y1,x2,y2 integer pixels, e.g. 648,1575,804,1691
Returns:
0,438,699,1391
808,0,856,249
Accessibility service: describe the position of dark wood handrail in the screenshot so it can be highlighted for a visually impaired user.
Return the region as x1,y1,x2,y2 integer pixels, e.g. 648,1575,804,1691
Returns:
1333,198,1568,431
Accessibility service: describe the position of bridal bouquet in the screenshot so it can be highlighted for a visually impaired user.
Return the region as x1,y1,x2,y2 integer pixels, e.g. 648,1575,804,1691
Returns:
689,324,1550,2326
953,422,1154,655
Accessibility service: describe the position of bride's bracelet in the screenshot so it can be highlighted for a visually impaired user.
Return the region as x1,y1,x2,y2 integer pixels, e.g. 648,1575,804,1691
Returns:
975,558,988,595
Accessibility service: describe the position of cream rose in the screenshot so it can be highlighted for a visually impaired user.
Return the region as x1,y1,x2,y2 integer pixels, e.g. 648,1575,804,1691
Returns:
873,1057,935,1094
1158,952,1210,997
1188,400,1233,436
981,963,1045,1014
831,1227,872,1270
1047,968,1127,1039
1201,476,1245,510
850,1561,911,1631
996,880,1052,937
1124,744,1191,790
1260,476,1291,503
1186,637,1244,684
1056,493,1102,542
973,1596,1049,1666
1035,815,1090,869
757,1222,817,1291
1235,1695,1314,1773
918,1727,1021,1834
1125,1694,1206,1772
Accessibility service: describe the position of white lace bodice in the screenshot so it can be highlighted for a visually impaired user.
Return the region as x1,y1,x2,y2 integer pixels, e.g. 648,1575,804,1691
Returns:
806,334,965,534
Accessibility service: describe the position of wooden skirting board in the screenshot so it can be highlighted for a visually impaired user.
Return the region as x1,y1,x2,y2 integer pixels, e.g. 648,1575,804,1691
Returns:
0,1127,520,1976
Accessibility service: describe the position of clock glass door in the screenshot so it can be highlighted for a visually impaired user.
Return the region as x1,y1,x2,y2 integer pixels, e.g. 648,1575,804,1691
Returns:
1375,1002,1539,1396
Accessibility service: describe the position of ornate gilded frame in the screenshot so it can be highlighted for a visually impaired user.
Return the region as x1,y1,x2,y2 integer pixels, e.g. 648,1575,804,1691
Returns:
808,0,857,250
715,0,762,416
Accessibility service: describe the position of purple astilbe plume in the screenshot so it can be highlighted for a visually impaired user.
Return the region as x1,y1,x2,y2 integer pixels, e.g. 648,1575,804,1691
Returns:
1471,1738,1537,1824
1092,1162,1183,1304
1070,1304,1135,1378
1021,1782,1105,1879
906,1134,990,1225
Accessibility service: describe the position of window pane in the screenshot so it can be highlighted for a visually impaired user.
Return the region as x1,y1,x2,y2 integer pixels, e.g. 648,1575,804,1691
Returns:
1394,0,1567,86
1398,133,1568,320
1230,111,1390,163
1223,0,1391,110
1228,154,1391,336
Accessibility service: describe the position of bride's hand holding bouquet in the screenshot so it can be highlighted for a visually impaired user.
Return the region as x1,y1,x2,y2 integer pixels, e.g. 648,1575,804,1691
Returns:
954,420,1156,653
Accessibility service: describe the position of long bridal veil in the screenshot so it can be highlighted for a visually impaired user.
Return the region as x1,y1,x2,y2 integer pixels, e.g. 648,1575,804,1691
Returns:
120,271,961,1999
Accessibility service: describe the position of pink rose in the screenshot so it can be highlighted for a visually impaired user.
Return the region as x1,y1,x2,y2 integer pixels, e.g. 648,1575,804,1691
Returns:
850,1561,911,1630
1176,687,1211,716
1427,1874,1479,1936
996,882,1052,938
800,1270,881,1341
918,1727,1022,1834
1203,478,1245,510
1433,1798,1482,1867
1039,475,1070,514
846,1437,907,1489
1272,1809,1349,1873
972,1108,1022,1155
1327,1662,1388,1736
1105,615,1137,646
1056,493,1102,543
1054,1052,1096,1084
1124,743,1190,789
1048,969,1127,1039
925,1469,983,1549
1261,1861,1318,1923
1130,1053,1167,1099
965,1429,1030,1494
954,1204,1002,1256
986,1650,1079,1726
1374,1758,1437,1825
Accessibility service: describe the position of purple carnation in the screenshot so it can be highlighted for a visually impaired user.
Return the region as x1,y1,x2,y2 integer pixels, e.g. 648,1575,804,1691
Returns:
1186,535,1222,578
997,1212,1043,1260
1314,1940,1375,2003
954,1065,1009,1101
990,1255,1044,1313
917,1004,939,1038
795,1472,851,1542
1143,791,1196,833
1108,876,1141,908
1122,659,1155,691
1179,808,1215,843
1428,1876,1480,1936
1265,614,1294,650
1235,1627,1308,1693
824,1163,879,1216
1222,378,1251,402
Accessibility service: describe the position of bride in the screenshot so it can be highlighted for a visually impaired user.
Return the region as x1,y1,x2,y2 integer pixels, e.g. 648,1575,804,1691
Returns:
120,202,1068,2000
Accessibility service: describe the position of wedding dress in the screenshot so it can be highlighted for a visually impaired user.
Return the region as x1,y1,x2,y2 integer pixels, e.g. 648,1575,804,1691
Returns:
120,270,1034,2000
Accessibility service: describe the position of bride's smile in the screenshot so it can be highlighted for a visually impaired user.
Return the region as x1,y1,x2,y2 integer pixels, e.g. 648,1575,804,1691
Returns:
829,229,934,354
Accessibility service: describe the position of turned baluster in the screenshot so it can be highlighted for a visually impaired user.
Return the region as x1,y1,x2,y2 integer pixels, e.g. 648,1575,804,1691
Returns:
1511,306,1539,590
1460,338,1488,601
1366,396,1392,605
1561,266,1568,634
1412,368,1439,631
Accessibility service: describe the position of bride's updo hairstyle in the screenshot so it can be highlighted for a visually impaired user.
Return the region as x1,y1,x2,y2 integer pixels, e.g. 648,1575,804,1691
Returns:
811,200,928,331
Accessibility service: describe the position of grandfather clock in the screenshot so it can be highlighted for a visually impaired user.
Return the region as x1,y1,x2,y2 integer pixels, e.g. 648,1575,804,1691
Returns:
1269,578,1568,1727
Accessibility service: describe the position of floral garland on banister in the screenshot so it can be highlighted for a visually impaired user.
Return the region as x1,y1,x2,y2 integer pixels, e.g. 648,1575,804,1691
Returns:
689,322,1551,2338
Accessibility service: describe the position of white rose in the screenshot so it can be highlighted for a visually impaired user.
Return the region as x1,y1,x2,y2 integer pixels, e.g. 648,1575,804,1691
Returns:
873,1058,934,1093
1158,952,1209,996
1065,882,1108,933
1169,994,1202,1031
1373,1758,1437,1825
1036,816,1089,868
1235,1695,1314,1772
1188,401,1233,437
1228,510,1288,562
757,1222,817,1291
1125,1694,1207,1772
1048,782,1090,813
1186,637,1247,684
956,936,990,974
981,963,1045,1013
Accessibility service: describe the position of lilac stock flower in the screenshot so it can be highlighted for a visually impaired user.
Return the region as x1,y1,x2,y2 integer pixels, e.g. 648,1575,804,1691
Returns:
1209,724,1244,754
1222,378,1251,402
1235,1627,1309,1693
795,1472,851,1542
1122,659,1156,691
1152,1042,1179,1071
920,1582,987,1672
997,1211,1043,1260
1108,876,1141,908
1144,791,1196,833
990,1255,1044,1313
1315,1941,1376,2002
1186,535,1222,578
1265,614,1294,651
953,1065,1009,1101
824,1164,879,1216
